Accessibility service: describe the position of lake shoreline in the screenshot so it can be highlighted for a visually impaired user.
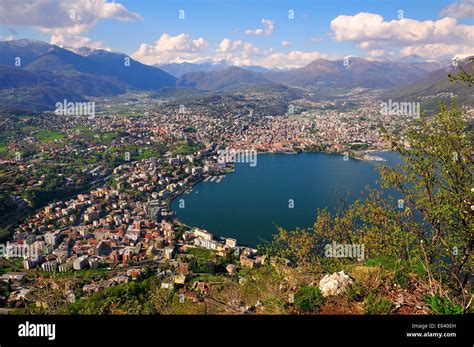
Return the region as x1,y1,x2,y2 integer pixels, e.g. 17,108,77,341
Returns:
170,150,398,247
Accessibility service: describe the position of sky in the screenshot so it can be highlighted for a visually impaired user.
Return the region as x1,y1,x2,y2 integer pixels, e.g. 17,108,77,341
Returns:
0,0,473,68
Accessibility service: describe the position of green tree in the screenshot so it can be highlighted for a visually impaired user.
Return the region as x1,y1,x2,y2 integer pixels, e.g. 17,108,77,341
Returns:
378,102,472,292
294,286,324,313
265,66,473,312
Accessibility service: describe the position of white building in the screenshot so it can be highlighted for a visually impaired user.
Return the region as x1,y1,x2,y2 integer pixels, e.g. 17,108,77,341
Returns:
73,256,89,270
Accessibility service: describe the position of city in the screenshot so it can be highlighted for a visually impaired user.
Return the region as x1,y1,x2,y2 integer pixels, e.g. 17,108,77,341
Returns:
0,0,472,345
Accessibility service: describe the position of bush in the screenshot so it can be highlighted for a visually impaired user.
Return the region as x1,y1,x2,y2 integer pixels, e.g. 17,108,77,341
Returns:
424,294,462,315
294,286,324,313
345,281,366,302
262,295,287,314
363,293,392,314
364,257,425,288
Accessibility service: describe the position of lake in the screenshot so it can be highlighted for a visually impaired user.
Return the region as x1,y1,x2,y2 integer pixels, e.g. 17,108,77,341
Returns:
170,152,401,247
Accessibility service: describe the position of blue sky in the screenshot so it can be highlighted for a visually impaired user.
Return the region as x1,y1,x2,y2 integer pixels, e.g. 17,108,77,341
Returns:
0,0,473,67
110,0,461,54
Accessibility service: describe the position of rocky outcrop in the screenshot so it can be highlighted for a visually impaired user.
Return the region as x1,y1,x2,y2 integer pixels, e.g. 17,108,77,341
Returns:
319,271,354,297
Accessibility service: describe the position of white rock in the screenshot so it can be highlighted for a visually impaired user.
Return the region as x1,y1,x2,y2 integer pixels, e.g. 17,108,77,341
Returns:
319,271,354,297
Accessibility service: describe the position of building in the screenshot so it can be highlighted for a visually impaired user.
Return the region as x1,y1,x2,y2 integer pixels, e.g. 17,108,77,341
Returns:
73,256,89,270
0,272,26,282
161,221,173,239
226,264,236,274
88,256,100,269
59,262,73,272
95,240,110,256
192,228,213,241
146,200,163,221
84,211,99,223
225,238,237,248
174,274,188,285
41,260,58,272
194,237,219,250
23,257,40,270
240,255,256,268
164,247,174,260
44,231,59,247
126,228,140,242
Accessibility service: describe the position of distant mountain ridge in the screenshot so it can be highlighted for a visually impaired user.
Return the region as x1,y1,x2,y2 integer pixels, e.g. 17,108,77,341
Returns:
166,57,447,91
389,56,474,107
264,57,445,89
0,39,461,112
0,39,176,110
177,66,271,91
158,60,270,78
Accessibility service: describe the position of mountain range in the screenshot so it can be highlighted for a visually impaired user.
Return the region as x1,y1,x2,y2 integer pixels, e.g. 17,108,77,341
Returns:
176,66,272,90
389,57,474,107
0,40,176,110
158,61,270,77
0,39,469,112
265,57,444,89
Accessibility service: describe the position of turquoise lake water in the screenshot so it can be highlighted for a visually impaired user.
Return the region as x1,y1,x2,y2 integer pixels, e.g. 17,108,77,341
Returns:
171,152,402,247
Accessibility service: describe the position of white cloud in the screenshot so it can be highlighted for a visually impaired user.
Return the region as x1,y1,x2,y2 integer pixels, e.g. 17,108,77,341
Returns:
0,35,14,41
132,33,209,65
0,0,140,49
0,0,140,35
368,49,386,57
215,38,268,65
216,39,335,68
330,12,474,58
245,18,274,36
258,51,334,69
0,27,16,41
135,36,334,69
50,34,110,50
281,40,291,47
400,43,474,59
440,0,474,19
331,13,472,45
218,38,257,54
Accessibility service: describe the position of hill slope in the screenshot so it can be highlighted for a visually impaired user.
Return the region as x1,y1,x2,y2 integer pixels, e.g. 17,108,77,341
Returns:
266,58,443,89
177,66,271,91
389,57,474,108
0,40,176,110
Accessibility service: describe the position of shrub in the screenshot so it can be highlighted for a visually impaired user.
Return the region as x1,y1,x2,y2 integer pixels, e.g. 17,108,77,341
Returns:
294,286,324,313
345,281,367,302
424,294,462,315
363,293,392,314
364,257,426,288
262,295,287,314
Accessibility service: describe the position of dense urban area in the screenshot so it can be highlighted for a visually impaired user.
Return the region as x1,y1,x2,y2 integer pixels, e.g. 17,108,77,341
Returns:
0,81,472,314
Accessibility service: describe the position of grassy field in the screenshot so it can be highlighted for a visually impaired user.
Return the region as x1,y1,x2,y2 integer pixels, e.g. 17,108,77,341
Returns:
170,143,201,156
34,130,64,142
187,247,215,260
101,131,119,143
